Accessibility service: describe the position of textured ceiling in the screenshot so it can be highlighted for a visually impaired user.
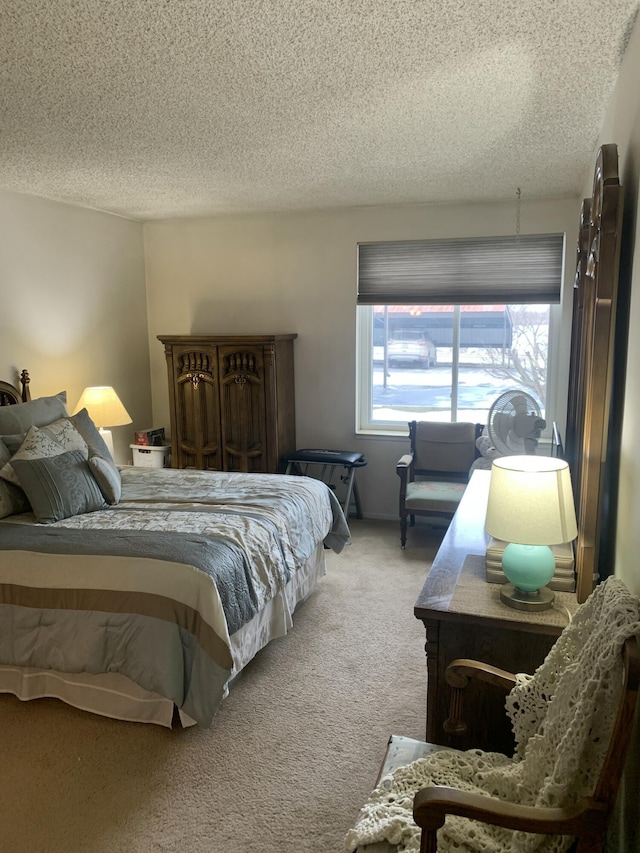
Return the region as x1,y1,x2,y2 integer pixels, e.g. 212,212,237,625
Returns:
1,0,639,220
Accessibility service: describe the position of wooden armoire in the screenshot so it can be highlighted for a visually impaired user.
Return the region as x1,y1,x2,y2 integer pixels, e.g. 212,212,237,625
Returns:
158,334,297,473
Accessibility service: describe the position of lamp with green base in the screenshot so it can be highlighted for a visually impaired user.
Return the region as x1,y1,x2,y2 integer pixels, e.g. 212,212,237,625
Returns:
485,455,578,612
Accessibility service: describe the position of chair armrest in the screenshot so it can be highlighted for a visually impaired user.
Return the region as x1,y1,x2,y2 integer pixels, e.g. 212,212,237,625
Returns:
445,659,517,691
443,659,517,737
396,453,414,472
396,454,414,490
413,785,606,839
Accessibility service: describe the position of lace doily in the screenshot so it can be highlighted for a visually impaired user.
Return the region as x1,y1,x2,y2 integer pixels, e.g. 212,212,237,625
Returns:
345,577,640,853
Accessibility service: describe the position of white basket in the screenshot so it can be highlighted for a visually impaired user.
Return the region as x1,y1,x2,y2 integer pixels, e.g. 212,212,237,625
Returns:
130,444,171,468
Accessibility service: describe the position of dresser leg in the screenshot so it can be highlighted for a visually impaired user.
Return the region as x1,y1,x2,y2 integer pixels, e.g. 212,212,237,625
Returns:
423,618,440,743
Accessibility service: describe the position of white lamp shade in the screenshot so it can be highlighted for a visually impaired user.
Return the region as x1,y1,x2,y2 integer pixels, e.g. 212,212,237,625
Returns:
72,386,132,429
485,455,578,546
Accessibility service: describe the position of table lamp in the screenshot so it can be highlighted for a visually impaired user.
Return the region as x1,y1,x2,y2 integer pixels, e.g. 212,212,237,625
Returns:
485,455,577,611
73,386,132,460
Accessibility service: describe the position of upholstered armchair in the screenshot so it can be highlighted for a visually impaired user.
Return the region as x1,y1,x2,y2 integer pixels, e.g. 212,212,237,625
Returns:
396,421,481,548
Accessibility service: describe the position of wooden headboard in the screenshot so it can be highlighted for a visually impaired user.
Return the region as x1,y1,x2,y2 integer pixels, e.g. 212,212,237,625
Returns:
565,144,625,602
0,369,31,406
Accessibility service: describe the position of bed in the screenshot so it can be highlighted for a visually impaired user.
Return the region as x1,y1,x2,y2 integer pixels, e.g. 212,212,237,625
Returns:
0,371,350,727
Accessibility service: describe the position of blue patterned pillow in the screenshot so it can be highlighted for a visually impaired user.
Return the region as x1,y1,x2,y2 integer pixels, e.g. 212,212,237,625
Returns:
11,449,107,523
41,417,89,456
88,451,122,505
0,425,66,486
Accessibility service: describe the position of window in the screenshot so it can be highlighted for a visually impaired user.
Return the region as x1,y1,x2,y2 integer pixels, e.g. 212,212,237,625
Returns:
356,235,564,433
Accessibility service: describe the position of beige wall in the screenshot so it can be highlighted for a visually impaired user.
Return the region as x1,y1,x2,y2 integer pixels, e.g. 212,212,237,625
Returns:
0,189,151,463
144,197,578,519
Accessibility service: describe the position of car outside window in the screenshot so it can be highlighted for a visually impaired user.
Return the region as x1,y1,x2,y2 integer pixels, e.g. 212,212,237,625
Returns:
386,329,437,368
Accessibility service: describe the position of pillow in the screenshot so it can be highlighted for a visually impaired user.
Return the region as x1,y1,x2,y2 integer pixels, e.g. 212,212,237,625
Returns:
69,408,114,462
41,417,89,456
0,392,68,435
0,425,67,486
1,433,26,455
11,450,107,524
89,452,122,505
0,439,30,518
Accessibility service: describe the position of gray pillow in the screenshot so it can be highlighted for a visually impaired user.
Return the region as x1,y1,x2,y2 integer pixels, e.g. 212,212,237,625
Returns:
1,433,25,454
69,408,114,462
0,439,30,518
0,425,67,486
41,418,89,457
89,452,122,505
0,392,68,434
11,449,107,524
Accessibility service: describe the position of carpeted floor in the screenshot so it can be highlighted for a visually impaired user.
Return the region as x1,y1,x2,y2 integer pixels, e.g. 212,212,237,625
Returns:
0,518,443,853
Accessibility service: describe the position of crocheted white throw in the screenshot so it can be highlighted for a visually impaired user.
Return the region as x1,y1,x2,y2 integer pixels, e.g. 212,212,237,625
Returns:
345,576,640,853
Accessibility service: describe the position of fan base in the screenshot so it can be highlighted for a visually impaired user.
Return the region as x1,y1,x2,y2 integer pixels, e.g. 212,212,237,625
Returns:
500,583,555,611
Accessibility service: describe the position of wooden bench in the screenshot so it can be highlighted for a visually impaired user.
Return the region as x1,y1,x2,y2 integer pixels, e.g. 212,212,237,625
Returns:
283,448,366,518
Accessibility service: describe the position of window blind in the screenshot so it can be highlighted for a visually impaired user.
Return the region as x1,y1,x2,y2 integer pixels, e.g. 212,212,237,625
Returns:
357,234,564,305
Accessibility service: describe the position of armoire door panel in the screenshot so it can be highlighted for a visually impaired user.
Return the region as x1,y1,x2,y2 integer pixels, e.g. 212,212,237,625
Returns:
174,351,221,470
218,345,268,472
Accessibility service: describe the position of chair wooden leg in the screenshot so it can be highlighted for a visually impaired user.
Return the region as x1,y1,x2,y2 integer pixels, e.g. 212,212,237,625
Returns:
420,828,439,853
400,514,408,548
352,474,363,519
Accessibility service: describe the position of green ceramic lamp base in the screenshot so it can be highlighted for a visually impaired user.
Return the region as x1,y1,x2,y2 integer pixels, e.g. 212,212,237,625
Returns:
501,542,556,611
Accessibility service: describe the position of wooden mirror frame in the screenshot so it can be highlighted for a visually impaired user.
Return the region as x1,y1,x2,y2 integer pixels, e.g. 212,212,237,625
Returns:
565,144,624,602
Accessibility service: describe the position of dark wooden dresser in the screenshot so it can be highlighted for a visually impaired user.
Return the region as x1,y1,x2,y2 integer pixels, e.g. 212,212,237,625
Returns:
414,470,578,754
158,334,296,473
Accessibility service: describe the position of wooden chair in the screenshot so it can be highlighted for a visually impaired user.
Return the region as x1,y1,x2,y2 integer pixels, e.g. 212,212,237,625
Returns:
396,421,481,548
352,627,640,853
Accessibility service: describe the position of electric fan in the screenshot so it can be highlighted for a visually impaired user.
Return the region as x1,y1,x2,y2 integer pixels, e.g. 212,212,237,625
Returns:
487,390,546,455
